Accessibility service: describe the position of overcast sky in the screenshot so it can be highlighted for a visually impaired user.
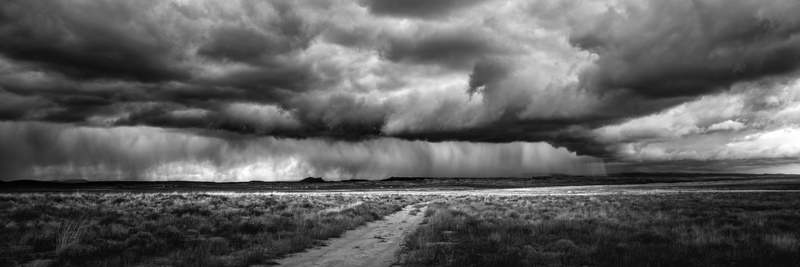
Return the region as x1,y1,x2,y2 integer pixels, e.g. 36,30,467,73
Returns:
1,0,799,181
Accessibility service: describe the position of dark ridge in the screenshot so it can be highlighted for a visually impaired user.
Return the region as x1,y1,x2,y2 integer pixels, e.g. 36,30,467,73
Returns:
341,179,371,183
299,177,326,183
384,177,433,181
59,179,91,183
0,180,59,187
611,172,760,178
0,180,280,191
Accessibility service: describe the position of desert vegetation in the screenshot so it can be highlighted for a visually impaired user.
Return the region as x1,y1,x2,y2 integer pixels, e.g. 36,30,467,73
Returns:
399,192,800,267
0,192,430,266
3,184,799,267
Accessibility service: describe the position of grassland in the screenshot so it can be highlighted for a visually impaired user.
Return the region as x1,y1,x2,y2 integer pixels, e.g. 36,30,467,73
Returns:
2,177,800,267
399,192,800,267
0,192,431,266
5,174,791,192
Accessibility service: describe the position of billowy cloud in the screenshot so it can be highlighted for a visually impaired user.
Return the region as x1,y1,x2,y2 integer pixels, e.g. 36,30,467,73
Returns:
595,78,800,171
2,0,800,178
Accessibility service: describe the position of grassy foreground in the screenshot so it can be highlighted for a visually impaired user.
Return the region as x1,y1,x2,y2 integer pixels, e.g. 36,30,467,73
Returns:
0,192,428,266
399,192,800,267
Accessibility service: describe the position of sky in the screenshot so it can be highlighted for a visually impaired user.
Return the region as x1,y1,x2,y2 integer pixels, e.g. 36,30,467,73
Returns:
1,0,799,181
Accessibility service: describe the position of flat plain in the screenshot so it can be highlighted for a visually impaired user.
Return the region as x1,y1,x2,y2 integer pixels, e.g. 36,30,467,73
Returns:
1,175,799,267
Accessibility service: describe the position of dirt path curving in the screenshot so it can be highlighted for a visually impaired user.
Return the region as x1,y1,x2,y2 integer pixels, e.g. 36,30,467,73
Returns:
275,203,428,267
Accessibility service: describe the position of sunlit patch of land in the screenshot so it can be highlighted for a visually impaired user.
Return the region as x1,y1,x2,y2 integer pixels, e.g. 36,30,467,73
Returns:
1,175,799,266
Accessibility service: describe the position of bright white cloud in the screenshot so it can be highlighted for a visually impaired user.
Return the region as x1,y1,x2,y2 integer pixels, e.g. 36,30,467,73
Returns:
723,127,800,159
594,93,745,142
707,120,746,132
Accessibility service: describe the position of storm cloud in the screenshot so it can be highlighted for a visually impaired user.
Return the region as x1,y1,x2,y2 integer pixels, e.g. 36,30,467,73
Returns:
2,0,800,179
359,0,488,19
572,0,800,98
0,121,605,181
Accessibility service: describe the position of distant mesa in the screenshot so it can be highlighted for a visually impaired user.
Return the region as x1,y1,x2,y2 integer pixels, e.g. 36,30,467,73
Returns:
342,179,370,183
299,177,326,183
59,179,90,183
384,177,431,181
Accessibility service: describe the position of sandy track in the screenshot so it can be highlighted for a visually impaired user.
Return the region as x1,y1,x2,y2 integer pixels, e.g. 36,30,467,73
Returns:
275,203,428,267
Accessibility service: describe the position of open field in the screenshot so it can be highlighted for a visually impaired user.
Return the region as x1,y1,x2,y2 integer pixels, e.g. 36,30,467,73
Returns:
5,173,797,192
0,192,432,266
399,192,800,267
1,176,800,266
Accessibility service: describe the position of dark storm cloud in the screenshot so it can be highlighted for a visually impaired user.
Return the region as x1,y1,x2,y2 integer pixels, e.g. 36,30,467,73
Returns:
467,59,514,95
572,0,800,98
0,1,189,82
84,101,308,136
0,0,527,140
0,0,326,134
0,0,321,95
202,64,318,97
360,0,487,19
0,121,605,181
482,0,800,161
198,26,285,62
0,88,53,120
2,0,800,176
383,28,519,70
196,2,316,64
101,102,190,126
391,117,616,159
290,94,387,134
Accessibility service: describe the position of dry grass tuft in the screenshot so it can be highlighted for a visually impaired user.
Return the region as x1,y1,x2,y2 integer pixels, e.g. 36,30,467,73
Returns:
56,220,88,254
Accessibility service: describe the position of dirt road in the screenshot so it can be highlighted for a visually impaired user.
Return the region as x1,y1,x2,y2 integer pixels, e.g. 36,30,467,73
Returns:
275,203,428,267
